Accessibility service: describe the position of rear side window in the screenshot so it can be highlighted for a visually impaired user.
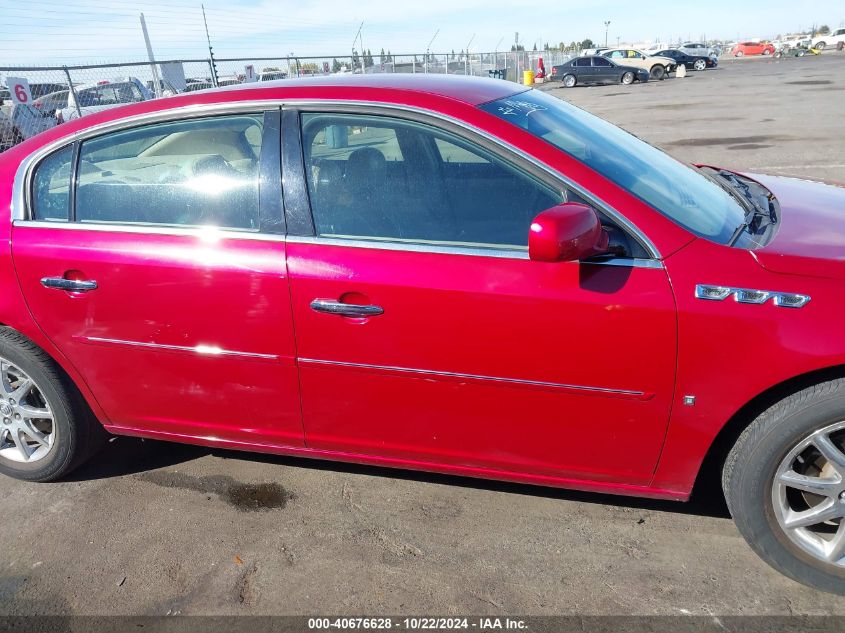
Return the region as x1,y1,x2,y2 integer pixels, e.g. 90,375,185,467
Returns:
75,115,263,230
32,144,73,221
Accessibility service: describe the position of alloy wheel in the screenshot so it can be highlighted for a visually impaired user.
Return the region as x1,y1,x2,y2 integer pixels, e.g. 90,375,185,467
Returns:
694,59,706,70
0,358,55,463
772,420,845,567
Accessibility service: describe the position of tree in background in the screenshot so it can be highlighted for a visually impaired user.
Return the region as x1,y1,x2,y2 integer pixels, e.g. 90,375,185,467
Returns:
352,49,360,67
819,25,830,35
579,38,594,50
332,58,342,73
379,48,385,64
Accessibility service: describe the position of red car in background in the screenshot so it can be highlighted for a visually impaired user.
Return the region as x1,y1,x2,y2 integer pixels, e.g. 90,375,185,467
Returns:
733,41,776,56
1,75,845,595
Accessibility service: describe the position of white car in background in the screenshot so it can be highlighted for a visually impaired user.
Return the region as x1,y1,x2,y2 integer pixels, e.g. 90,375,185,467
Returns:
675,42,719,58
57,77,153,122
812,27,845,50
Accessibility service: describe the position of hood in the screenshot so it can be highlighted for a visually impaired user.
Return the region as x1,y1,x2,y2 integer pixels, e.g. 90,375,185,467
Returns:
741,172,845,280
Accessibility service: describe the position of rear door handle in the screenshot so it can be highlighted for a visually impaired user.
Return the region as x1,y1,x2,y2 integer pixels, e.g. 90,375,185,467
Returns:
310,299,384,318
40,277,98,292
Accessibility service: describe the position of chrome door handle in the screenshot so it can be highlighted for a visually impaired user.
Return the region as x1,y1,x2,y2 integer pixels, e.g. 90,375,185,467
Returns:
40,277,98,292
310,299,384,317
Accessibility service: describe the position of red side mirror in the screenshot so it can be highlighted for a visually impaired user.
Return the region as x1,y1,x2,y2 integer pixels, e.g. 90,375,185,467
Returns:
528,203,609,263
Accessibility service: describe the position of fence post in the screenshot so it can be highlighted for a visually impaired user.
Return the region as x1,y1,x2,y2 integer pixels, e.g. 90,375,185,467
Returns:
63,66,82,119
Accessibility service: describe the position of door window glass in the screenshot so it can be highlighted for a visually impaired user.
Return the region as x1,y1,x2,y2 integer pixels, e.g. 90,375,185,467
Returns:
76,114,263,230
593,57,612,66
301,113,562,248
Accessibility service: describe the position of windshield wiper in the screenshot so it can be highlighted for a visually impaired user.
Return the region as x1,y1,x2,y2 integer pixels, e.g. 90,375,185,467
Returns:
698,167,776,245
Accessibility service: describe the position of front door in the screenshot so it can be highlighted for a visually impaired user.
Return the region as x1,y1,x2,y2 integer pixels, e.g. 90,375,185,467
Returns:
286,109,677,485
13,111,303,446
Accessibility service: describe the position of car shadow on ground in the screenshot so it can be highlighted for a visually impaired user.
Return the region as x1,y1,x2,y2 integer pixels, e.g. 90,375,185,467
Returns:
67,435,731,520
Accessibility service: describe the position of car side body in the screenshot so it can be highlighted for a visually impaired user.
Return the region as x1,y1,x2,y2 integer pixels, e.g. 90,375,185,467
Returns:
654,50,717,70
550,56,650,85
1,74,844,506
600,48,677,78
811,28,845,51
733,41,776,56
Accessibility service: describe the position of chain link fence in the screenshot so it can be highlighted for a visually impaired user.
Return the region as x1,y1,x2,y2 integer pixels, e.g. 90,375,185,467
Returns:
0,50,573,153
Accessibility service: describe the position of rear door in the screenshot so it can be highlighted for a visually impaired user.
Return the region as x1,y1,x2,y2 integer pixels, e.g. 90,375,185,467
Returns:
12,109,304,446
284,108,678,485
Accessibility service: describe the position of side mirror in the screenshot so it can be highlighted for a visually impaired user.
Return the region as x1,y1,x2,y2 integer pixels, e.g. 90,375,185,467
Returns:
528,203,609,263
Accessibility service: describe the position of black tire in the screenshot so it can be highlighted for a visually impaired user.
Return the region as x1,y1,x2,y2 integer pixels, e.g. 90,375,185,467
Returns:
735,51,745,57
650,64,666,80
621,71,635,85
763,49,772,56
0,328,106,482
837,42,844,52
723,378,845,595
563,74,577,88
693,59,707,71
816,42,827,51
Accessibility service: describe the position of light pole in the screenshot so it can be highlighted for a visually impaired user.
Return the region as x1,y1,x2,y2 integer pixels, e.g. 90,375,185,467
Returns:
604,20,611,48
425,29,439,74
465,33,475,76
352,22,364,74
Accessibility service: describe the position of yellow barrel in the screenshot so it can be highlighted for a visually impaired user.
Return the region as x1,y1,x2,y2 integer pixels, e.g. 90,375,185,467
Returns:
523,70,535,86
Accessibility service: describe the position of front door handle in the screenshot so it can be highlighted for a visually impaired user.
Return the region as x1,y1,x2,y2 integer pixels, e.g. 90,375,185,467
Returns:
40,277,98,292
310,298,384,318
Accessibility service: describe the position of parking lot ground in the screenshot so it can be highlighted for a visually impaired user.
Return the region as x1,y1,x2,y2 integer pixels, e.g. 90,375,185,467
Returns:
3,53,845,618
540,53,845,184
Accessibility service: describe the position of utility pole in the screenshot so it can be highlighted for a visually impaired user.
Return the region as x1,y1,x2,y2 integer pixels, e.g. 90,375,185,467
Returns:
425,29,439,73
202,4,218,86
604,21,611,48
139,13,162,97
352,22,364,74
465,33,475,76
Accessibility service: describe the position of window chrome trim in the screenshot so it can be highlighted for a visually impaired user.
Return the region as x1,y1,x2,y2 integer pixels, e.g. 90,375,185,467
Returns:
12,97,661,260
81,336,279,360
12,220,287,242
299,357,651,400
286,235,662,268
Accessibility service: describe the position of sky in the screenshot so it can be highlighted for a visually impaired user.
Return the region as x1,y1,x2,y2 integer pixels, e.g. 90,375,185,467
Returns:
0,0,842,65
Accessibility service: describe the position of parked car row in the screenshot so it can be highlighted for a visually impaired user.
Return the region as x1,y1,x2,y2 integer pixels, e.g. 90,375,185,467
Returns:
550,46,717,87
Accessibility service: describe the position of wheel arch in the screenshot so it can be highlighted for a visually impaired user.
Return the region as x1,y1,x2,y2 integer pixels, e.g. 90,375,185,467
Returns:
0,321,110,427
692,363,845,499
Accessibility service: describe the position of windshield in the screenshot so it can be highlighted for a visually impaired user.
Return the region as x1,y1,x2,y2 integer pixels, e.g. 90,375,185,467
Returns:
479,90,747,244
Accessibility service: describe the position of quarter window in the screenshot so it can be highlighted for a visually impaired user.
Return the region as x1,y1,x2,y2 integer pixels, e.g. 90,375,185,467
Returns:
75,115,263,230
301,113,562,248
32,144,73,221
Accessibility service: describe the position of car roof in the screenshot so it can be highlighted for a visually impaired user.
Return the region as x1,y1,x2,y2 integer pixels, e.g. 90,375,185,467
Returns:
211,74,525,106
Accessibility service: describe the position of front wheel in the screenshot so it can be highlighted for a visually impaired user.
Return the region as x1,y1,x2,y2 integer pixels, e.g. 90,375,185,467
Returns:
621,71,635,85
816,42,827,51
735,51,745,57
563,74,577,88
693,59,707,70
649,64,666,80
723,378,845,595
763,49,772,56
0,329,105,482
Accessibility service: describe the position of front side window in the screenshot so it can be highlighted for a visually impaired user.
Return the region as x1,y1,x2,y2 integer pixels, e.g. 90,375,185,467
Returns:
76,115,263,230
480,90,748,244
593,57,612,67
301,113,562,248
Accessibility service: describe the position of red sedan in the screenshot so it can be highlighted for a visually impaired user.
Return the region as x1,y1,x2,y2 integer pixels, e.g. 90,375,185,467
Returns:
1,75,844,594
733,41,776,56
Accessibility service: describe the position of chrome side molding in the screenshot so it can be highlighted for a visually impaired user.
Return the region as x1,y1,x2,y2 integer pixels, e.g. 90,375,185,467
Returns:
695,284,810,308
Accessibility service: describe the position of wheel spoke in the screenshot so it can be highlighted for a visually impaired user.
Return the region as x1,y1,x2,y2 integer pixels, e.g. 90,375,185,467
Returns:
825,522,845,563
0,361,15,396
784,498,842,528
20,423,50,448
10,428,33,461
17,404,52,420
11,377,33,402
813,433,845,474
779,469,840,496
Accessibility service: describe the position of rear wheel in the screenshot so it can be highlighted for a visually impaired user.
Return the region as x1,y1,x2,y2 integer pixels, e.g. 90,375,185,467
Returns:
837,42,843,52
0,329,105,482
723,378,845,595
621,71,635,85
650,64,666,80
563,74,577,88
693,59,707,71
763,49,772,56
